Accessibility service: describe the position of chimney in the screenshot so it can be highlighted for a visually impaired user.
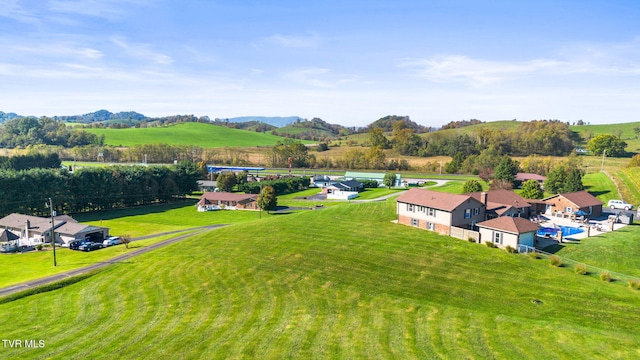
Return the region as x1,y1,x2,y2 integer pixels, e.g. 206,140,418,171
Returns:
25,220,30,243
480,192,488,206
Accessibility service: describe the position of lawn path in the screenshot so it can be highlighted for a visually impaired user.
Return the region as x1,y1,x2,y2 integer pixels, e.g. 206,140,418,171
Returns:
0,224,227,298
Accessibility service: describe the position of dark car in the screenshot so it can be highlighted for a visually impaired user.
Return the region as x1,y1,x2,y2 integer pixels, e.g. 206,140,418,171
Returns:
69,240,85,250
79,241,102,252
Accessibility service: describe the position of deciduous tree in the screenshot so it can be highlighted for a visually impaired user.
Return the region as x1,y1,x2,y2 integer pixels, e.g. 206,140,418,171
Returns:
383,172,396,189
257,185,277,213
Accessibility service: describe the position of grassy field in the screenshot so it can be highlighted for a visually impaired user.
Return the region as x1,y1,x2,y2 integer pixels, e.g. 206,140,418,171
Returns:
0,232,190,288
75,199,265,237
553,225,640,278
1,201,640,358
84,122,299,148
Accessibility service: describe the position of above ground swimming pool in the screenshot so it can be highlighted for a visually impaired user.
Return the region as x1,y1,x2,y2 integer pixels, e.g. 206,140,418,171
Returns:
537,226,584,237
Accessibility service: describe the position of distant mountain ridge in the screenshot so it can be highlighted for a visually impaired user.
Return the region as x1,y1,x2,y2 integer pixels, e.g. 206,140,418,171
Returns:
223,116,302,128
0,111,22,123
53,109,147,123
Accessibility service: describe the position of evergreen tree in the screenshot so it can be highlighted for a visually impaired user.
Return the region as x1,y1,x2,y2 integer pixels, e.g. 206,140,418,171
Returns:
462,179,483,193
521,179,543,199
493,156,518,184
563,168,584,192
544,165,566,194
444,152,465,174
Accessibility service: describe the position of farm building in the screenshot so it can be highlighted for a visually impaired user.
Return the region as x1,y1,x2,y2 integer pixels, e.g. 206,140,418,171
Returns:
197,192,258,211
0,213,110,247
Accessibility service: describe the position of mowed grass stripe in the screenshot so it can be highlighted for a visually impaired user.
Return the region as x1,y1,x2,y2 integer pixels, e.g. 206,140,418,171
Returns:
2,201,640,358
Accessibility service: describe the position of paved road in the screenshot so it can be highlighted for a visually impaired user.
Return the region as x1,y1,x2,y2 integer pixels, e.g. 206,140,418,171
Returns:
0,224,227,298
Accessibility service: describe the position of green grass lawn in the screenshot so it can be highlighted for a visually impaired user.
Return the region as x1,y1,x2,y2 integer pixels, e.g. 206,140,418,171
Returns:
75,200,265,237
2,201,640,358
428,180,468,194
84,122,300,147
553,225,640,278
0,232,190,288
582,171,620,203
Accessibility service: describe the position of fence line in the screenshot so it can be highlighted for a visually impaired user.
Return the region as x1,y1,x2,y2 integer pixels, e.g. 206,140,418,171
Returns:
518,244,640,283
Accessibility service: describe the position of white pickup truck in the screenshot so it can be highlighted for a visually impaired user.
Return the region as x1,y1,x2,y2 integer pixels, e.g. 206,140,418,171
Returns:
607,200,634,210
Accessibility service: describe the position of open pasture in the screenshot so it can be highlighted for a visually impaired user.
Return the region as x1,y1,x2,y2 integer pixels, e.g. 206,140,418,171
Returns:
84,122,294,147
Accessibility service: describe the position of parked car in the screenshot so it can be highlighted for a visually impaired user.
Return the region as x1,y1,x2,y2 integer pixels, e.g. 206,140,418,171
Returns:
103,236,121,247
69,240,85,250
607,199,634,210
79,241,102,252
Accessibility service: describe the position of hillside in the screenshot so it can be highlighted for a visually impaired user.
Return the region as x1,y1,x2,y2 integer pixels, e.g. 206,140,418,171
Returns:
225,116,301,127
84,122,299,147
1,201,640,358
273,117,351,140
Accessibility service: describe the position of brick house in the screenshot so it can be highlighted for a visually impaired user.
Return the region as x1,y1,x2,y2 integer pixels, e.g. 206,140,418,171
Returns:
542,191,603,218
469,189,534,219
197,192,259,211
396,188,485,236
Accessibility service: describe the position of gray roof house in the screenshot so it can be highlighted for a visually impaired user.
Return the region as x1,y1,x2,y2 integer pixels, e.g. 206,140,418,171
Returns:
0,213,110,246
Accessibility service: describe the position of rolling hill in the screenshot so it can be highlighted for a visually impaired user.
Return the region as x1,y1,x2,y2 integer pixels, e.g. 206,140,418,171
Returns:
1,201,639,358
84,122,301,147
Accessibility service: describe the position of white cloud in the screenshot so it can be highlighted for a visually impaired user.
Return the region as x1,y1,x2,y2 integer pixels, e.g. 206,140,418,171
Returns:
284,68,358,88
264,33,319,48
0,0,41,24
47,0,155,19
400,41,640,87
111,37,174,65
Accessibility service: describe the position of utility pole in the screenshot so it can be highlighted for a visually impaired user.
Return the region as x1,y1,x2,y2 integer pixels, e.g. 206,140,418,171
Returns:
600,149,606,172
46,198,57,267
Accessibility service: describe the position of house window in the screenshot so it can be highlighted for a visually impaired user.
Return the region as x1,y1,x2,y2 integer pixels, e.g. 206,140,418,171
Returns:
465,209,471,219
428,208,436,217
565,207,573,213
411,218,419,227
474,208,479,216
407,204,414,212
493,232,503,245
427,222,434,230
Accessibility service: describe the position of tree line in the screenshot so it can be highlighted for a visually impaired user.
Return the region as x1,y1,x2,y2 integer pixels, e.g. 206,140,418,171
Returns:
0,117,103,148
0,161,201,217
0,153,61,171
369,120,580,158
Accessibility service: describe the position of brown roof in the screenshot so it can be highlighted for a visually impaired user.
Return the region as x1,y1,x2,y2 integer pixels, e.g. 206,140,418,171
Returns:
515,173,546,182
396,188,482,212
477,217,540,234
469,189,531,209
544,191,603,207
198,192,258,205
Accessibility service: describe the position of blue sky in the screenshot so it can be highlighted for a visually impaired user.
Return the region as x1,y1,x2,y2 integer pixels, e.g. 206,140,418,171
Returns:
1,0,639,127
